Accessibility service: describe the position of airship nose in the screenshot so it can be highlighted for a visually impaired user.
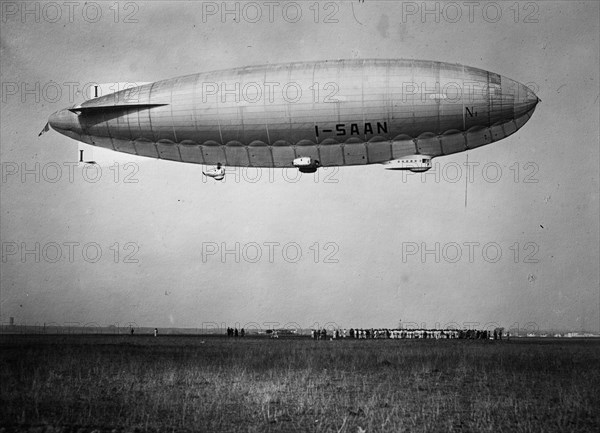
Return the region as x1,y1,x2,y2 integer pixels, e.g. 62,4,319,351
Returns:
514,81,540,116
48,108,81,132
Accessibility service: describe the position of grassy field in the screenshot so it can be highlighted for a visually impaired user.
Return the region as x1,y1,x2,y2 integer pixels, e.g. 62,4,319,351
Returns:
1,335,599,432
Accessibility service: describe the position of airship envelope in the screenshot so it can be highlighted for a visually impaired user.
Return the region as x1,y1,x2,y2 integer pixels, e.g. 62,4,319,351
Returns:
45,59,539,178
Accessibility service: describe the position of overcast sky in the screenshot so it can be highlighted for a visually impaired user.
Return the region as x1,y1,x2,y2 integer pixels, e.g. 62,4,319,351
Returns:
1,1,598,332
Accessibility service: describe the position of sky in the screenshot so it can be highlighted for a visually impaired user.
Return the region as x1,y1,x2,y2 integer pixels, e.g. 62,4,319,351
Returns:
1,1,599,333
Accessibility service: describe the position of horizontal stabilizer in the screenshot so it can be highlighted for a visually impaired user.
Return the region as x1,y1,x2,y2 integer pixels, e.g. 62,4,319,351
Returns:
69,103,168,115
38,122,50,137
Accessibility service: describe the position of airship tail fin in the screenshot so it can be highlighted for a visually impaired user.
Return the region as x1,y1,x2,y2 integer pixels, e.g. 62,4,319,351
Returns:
68,103,168,115
38,122,50,136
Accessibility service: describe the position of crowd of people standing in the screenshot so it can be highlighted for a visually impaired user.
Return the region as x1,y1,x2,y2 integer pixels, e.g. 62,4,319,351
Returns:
310,328,507,340
227,327,245,337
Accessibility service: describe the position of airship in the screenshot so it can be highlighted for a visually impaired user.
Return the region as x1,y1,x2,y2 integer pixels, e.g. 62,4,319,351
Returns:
43,59,539,180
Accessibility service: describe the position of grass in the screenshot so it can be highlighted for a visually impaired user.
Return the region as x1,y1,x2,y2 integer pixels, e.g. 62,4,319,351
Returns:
1,335,599,432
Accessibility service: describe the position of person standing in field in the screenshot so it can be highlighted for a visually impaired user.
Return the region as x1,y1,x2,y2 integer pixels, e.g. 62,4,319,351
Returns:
154,328,158,337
